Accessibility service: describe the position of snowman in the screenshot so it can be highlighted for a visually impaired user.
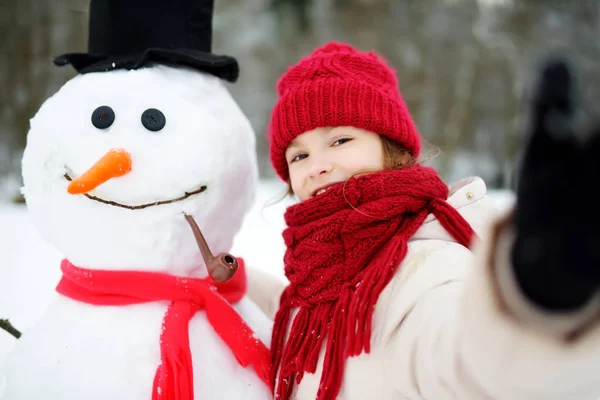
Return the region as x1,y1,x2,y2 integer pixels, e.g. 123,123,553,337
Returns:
0,1,273,399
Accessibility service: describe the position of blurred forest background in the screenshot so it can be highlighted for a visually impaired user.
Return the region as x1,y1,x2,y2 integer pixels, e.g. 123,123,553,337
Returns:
1,0,599,202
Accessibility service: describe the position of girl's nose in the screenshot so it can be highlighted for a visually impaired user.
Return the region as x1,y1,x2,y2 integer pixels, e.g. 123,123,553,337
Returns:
308,158,333,178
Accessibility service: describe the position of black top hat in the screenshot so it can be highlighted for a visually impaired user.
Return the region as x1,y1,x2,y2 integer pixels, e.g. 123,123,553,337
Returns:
53,0,239,82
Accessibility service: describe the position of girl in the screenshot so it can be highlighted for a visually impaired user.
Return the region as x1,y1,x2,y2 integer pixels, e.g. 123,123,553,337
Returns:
248,42,600,400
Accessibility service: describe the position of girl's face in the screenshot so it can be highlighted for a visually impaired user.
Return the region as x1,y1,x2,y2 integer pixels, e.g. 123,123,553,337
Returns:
285,126,384,201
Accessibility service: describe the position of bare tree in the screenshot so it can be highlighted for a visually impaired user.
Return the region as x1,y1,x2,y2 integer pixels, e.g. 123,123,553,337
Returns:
1,0,598,200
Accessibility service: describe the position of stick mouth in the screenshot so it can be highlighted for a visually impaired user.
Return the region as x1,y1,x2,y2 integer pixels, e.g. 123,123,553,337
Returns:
63,173,207,210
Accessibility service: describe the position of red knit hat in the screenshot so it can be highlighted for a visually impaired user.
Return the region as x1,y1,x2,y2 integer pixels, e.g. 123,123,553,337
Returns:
267,41,421,181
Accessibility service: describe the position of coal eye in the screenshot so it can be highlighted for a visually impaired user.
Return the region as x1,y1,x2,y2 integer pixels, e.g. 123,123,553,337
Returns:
141,108,166,132
91,106,115,129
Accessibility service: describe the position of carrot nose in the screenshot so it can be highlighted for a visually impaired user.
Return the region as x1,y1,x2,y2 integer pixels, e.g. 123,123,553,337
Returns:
67,149,132,195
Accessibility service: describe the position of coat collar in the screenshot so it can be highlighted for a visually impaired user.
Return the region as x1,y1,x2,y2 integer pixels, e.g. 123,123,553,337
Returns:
411,176,497,243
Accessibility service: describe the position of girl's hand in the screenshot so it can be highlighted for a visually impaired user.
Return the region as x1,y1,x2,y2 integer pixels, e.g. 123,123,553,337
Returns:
511,58,600,312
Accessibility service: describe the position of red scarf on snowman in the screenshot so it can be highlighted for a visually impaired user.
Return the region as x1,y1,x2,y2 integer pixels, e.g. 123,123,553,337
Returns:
271,166,475,400
56,257,271,400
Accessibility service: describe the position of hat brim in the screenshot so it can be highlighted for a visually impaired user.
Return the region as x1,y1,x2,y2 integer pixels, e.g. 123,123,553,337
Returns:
53,48,239,82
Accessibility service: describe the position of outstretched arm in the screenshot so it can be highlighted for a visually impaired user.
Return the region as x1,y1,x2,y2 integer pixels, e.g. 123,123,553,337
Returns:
387,58,600,399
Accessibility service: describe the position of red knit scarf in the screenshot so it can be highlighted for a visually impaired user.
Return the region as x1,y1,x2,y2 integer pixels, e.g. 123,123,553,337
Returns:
57,258,271,400
271,166,475,400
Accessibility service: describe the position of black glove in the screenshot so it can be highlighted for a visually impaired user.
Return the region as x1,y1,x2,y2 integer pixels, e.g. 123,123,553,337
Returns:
511,58,600,312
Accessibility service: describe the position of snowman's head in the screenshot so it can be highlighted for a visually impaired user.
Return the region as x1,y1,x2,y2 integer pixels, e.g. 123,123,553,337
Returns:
21,65,258,276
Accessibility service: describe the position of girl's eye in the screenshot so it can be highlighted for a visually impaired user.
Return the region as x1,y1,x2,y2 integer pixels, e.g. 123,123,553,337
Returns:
332,138,352,146
290,153,308,163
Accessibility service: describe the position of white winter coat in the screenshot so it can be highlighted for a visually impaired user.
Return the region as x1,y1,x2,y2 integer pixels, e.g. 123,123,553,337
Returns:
248,177,600,400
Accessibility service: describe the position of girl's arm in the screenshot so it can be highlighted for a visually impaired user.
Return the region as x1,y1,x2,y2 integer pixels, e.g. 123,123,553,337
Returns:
386,58,600,399
384,216,600,399
246,265,288,320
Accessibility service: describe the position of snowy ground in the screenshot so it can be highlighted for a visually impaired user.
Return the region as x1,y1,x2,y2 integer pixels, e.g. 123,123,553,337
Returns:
0,179,515,364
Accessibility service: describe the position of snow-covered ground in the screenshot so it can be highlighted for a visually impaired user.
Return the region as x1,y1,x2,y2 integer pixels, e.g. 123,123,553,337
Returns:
0,179,514,364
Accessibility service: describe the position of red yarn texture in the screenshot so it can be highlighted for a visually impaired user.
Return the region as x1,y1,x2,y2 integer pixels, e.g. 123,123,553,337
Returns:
268,42,421,181
271,166,475,400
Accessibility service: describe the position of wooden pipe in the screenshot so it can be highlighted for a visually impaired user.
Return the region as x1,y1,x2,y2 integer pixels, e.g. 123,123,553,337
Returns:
184,214,238,283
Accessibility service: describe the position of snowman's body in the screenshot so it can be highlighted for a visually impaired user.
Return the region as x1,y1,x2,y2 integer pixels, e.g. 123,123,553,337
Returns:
4,298,271,399
1,65,273,400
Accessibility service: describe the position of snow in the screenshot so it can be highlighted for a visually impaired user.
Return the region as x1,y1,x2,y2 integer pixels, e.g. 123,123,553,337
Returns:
0,179,514,368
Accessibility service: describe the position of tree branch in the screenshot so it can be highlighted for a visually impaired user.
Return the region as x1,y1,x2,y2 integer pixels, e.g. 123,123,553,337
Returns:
0,319,21,339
